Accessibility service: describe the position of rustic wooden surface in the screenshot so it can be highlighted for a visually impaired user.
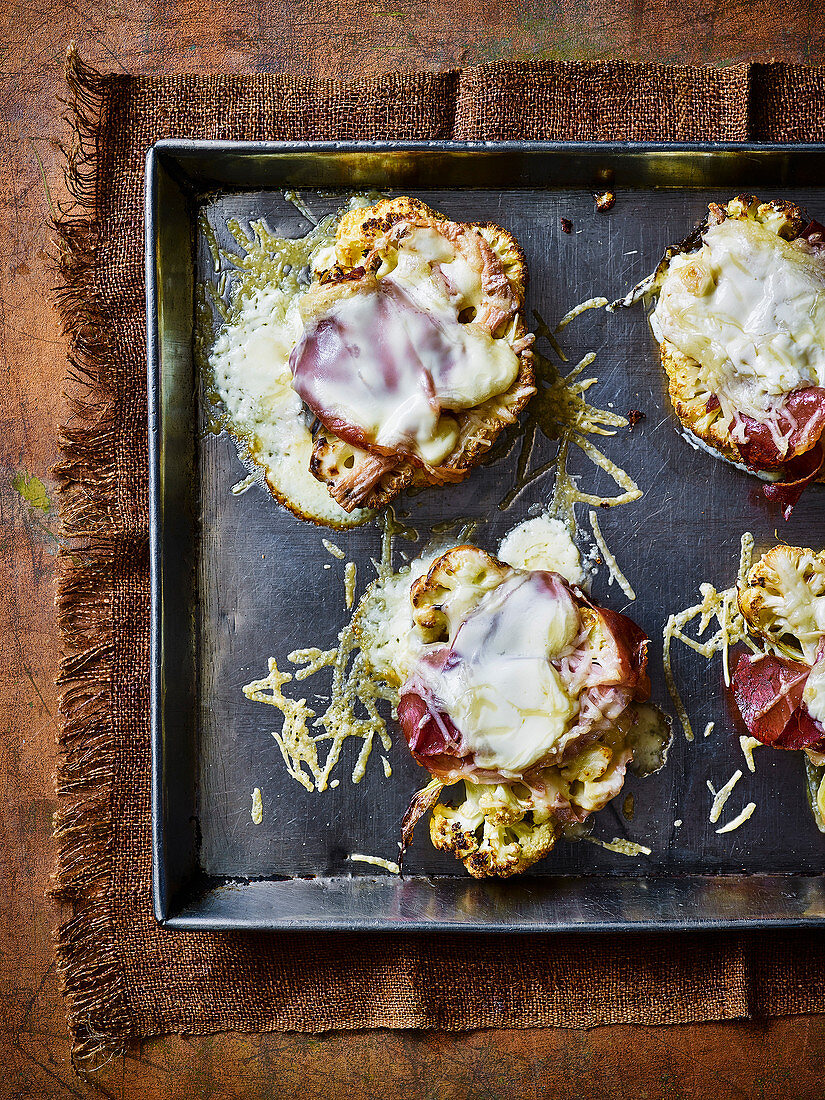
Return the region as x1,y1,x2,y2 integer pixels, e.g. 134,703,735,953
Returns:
3,2,825,1096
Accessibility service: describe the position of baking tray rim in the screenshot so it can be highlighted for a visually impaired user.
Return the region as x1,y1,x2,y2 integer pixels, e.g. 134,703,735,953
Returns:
147,138,825,932
147,137,825,156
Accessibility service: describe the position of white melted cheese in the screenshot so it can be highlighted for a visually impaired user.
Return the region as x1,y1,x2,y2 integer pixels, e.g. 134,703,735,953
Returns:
361,520,584,686
387,228,520,409
357,549,440,684
804,658,825,725
209,277,370,527
497,515,584,584
417,574,580,776
653,217,825,443
296,226,520,466
382,226,482,310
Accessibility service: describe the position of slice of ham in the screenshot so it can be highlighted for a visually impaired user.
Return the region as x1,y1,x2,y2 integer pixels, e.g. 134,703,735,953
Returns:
397,649,465,761
291,280,444,458
583,602,651,699
736,387,825,517
397,571,650,786
762,445,824,518
800,219,825,254
731,650,825,750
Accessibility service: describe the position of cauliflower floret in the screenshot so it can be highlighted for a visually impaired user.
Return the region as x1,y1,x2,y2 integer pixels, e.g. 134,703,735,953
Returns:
299,195,536,513
409,545,511,644
560,743,612,783
738,545,825,664
429,781,557,878
723,194,806,239
426,725,633,877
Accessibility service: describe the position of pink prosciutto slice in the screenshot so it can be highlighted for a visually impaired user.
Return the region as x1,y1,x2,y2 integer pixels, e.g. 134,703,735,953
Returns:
731,649,825,750
290,280,446,458
735,387,825,517
397,570,650,786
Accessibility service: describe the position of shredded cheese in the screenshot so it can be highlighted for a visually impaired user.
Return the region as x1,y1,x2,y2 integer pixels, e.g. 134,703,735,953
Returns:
663,533,754,740
244,512,410,793
585,836,652,856
244,624,394,793
250,787,263,824
554,296,609,332
588,509,636,600
344,561,357,610
708,769,742,823
348,853,400,874
739,735,762,773
287,647,337,681
322,538,345,559
716,802,756,834
663,613,696,742
500,313,642,524
231,473,258,496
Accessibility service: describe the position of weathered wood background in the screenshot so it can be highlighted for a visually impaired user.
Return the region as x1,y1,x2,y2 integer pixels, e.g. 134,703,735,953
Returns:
2,3,825,1096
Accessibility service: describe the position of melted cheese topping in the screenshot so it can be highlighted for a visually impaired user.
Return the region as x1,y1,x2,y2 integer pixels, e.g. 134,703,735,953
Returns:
360,520,583,685
205,215,371,527
803,657,825,725
416,574,580,776
653,217,825,442
293,227,520,466
357,548,441,685
384,227,482,309
497,515,584,584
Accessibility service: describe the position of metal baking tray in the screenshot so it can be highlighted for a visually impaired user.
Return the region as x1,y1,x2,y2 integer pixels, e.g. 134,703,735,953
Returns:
147,140,825,931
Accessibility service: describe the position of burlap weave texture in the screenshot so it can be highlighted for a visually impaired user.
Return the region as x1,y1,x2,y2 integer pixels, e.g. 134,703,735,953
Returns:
54,49,825,1061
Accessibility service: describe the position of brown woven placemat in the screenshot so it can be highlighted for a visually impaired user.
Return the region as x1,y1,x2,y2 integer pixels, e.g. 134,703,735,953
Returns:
53,47,825,1064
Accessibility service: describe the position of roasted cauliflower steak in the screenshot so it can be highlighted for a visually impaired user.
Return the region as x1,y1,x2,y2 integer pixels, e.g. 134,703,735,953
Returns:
658,194,825,481
303,196,536,510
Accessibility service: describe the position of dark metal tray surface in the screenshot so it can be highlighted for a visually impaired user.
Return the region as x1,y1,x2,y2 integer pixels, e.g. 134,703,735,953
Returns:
147,141,825,930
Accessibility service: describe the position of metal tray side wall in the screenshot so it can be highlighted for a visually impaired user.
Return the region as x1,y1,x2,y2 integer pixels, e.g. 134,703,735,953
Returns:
149,142,825,930
148,153,200,919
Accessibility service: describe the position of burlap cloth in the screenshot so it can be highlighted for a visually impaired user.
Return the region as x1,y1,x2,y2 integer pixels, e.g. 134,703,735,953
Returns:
54,48,825,1062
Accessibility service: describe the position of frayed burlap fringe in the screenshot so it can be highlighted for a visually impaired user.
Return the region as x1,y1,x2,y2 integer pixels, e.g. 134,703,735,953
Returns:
51,44,129,1068
47,45,825,1067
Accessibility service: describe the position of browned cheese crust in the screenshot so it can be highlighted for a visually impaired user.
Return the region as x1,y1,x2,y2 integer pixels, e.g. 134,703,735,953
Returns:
305,196,536,510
